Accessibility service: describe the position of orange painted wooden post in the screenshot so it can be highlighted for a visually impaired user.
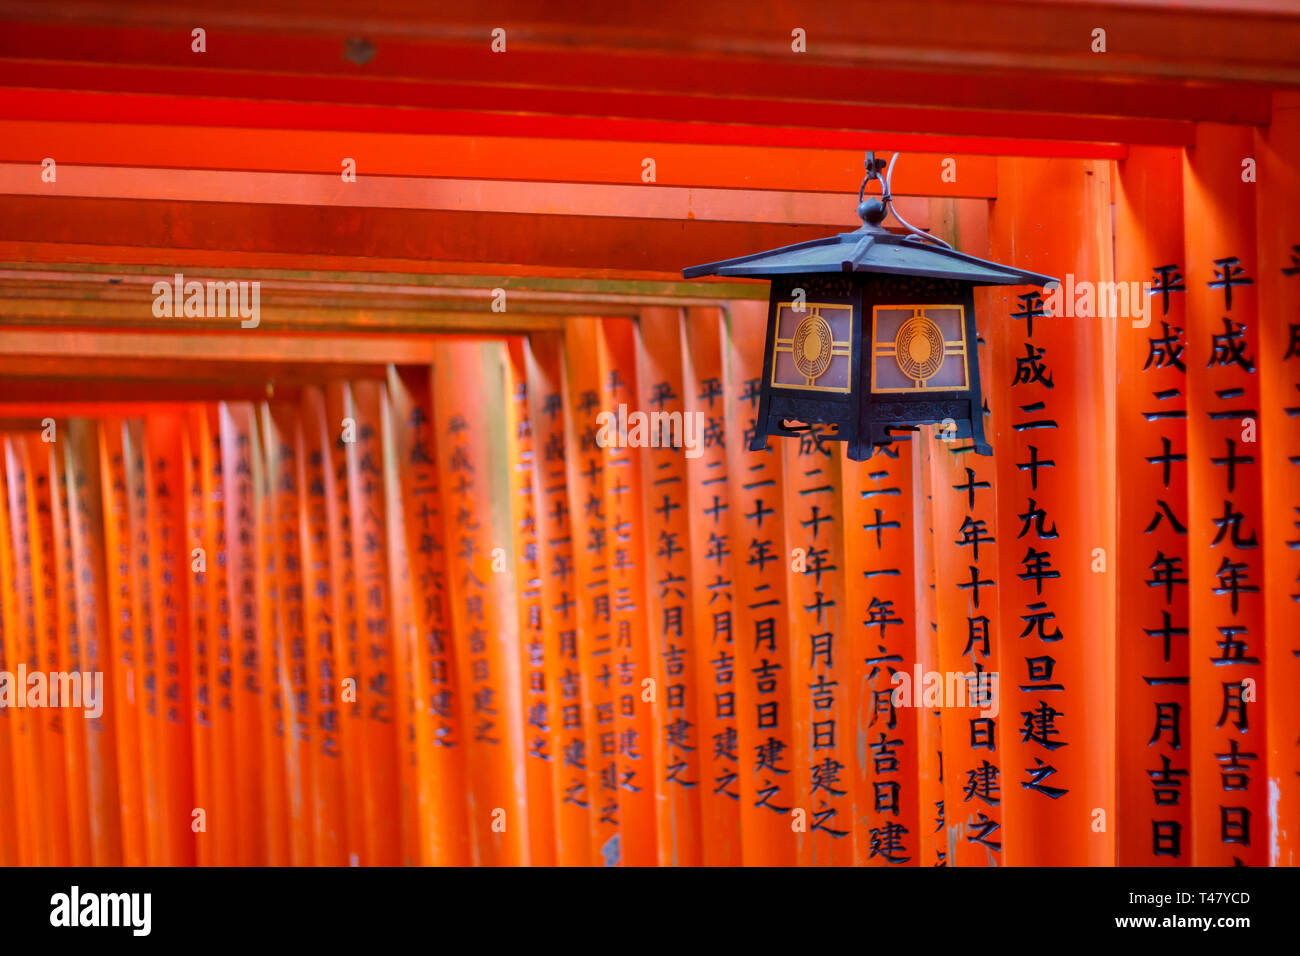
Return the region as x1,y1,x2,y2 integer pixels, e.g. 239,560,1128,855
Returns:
505,341,558,866
140,413,195,865
297,386,349,866
681,306,743,866
561,317,617,865
386,366,471,866
65,418,125,865
122,418,161,865
525,331,591,866
27,433,72,866
3,439,55,868
597,318,659,866
988,155,1116,866
782,424,851,865
0,440,44,866
324,382,365,866
380,386,422,865
911,433,947,867
722,299,797,866
1256,94,1300,866
52,430,93,865
183,410,215,866
634,307,702,866
218,402,266,865
201,404,239,867
842,437,921,866
265,403,315,865
431,339,529,865
926,388,1004,868
1114,145,1191,865
1182,124,1267,866
918,201,1006,868
253,404,291,867
98,419,146,866
344,380,403,865
0,440,17,867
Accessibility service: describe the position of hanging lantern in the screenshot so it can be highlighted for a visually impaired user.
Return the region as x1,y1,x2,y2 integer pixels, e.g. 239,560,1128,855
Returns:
683,152,1056,460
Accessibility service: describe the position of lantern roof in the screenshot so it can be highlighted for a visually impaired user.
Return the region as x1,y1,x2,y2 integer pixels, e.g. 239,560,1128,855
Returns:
682,222,1057,287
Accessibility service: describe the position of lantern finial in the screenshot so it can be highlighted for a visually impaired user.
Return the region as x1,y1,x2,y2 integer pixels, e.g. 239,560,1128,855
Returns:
858,151,954,250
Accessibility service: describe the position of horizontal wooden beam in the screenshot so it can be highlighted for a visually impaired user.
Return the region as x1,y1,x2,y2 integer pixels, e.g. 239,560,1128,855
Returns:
0,44,1273,126
0,121,1000,197
0,297,574,330
0,386,297,413
0,3,1294,86
0,163,940,228
0,241,729,283
0,197,921,273
0,329,529,387
0,89,1134,157
0,63,1199,145
0,263,768,301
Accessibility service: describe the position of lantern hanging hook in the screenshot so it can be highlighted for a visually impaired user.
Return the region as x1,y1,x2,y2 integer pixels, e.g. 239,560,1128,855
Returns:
858,151,953,250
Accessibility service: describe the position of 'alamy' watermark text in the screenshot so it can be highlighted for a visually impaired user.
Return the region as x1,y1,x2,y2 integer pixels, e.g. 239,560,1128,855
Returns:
152,273,260,328
0,666,103,718
594,404,705,459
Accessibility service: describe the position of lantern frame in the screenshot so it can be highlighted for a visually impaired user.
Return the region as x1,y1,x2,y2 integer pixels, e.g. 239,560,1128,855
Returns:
683,152,1056,460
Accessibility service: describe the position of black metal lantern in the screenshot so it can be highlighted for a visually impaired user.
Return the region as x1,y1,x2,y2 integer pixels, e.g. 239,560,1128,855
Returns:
683,153,1056,460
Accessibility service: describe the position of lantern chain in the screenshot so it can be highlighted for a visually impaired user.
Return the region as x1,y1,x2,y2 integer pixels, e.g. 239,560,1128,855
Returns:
859,151,954,250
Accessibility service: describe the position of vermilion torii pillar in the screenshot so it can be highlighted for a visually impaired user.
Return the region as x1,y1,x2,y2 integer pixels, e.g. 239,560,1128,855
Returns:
988,156,1117,866
1182,124,1267,867
1114,145,1192,865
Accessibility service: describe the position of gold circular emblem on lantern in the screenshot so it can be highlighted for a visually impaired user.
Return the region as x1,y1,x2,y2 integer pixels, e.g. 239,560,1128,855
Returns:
792,312,834,382
894,312,945,384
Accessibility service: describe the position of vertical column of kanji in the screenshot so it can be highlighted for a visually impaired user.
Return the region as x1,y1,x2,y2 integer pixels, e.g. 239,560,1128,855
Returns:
0,441,41,865
506,341,557,866
28,434,71,865
1182,125,1268,866
98,421,145,865
64,420,123,864
0,439,16,866
927,425,1003,867
989,156,1117,865
344,381,403,865
843,438,920,866
50,430,91,864
924,198,1004,868
722,300,796,865
183,412,214,866
252,405,291,866
386,367,471,865
3,436,51,864
142,413,193,865
597,318,659,866
783,426,850,863
297,387,347,865
1257,96,1300,866
201,405,237,867
324,383,365,865
634,308,702,866
681,307,743,866
379,385,422,864
526,332,591,866
379,387,421,868
218,403,265,864
267,403,314,865
562,318,615,865
911,434,947,866
432,340,530,864
1114,146,1192,865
